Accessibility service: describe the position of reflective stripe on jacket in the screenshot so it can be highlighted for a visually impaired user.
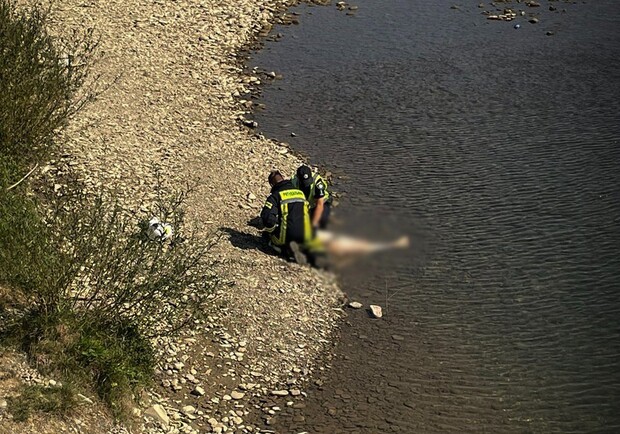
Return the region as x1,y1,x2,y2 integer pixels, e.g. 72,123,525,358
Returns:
260,181,312,247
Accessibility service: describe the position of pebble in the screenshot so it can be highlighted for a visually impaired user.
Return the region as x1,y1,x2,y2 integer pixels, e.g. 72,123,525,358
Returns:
182,405,196,414
348,301,363,309
231,391,245,400
271,390,289,396
191,386,205,396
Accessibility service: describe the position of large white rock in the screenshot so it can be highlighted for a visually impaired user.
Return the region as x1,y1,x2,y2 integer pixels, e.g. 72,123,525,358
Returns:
369,305,383,318
145,404,170,426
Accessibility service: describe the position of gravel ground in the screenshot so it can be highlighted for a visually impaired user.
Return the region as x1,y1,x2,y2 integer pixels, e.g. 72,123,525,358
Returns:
1,1,344,433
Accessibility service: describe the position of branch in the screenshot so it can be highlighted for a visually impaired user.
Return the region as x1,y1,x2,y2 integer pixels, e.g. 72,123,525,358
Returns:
6,163,39,191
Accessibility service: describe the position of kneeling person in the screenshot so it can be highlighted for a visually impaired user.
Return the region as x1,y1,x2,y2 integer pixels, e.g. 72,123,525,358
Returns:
292,165,332,230
260,170,313,263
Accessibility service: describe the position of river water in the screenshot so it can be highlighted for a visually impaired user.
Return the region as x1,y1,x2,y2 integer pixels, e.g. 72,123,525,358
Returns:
250,1,620,432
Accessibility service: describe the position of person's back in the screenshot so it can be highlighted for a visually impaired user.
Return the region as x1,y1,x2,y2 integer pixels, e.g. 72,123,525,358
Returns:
260,171,312,261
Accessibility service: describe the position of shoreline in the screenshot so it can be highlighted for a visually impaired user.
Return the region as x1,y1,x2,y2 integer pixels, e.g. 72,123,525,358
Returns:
2,1,345,433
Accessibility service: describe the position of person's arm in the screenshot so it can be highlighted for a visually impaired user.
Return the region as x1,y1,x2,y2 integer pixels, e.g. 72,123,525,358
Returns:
312,197,324,229
260,196,278,232
312,176,328,228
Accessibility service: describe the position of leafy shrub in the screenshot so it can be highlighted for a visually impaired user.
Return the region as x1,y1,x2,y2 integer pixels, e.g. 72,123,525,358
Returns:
0,0,216,419
0,0,98,177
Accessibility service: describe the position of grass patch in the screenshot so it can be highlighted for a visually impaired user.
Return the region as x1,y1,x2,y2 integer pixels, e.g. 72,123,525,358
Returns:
8,384,77,422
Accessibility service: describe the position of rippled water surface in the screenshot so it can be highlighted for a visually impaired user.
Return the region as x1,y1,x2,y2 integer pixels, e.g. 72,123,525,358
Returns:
251,1,620,432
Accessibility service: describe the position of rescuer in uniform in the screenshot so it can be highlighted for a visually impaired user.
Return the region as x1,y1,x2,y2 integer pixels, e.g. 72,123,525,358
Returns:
260,170,313,264
291,165,332,230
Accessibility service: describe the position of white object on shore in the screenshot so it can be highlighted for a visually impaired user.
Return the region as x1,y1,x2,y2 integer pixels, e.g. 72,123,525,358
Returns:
147,217,173,241
348,301,363,309
369,305,383,318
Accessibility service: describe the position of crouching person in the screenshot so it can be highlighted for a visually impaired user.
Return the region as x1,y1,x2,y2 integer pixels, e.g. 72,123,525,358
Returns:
260,170,314,264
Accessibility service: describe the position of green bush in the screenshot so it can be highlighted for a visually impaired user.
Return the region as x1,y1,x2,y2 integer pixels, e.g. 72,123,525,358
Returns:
0,0,216,419
76,319,154,414
2,188,216,417
0,0,97,179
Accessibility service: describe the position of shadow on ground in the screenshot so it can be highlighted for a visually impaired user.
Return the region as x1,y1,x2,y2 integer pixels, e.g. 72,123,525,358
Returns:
220,227,276,256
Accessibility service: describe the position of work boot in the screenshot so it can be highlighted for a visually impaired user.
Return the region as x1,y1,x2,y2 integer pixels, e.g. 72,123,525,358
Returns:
289,241,308,266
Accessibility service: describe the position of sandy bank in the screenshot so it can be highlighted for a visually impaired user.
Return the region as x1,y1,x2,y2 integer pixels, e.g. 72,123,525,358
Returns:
1,1,344,433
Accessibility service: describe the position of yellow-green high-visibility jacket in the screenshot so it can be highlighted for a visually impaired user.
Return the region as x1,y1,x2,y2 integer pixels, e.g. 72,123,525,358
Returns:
260,180,312,247
291,172,330,210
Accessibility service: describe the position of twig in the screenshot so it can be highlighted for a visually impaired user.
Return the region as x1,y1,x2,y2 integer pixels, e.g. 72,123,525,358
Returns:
6,163,39,191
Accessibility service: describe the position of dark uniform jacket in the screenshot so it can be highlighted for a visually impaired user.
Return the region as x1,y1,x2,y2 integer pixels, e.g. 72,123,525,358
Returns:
260,180,312,247
291,172,331,210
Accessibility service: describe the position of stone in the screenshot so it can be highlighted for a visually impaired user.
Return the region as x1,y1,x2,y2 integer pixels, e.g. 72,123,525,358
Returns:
271,390,289,396
182,405,196,414
392,335,405,341
191,386,205,396
348,301,363,309
369,305,383,318
231,391,245,400
145,404,170,426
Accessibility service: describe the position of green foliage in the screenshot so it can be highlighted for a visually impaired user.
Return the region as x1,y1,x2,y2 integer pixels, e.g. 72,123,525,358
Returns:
8,384,77,422
0,0,215,420
0,0,98,176
1,188,214,418
75,319,153,415
0,190,63,314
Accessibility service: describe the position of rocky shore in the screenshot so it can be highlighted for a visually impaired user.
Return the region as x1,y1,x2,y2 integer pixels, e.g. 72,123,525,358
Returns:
1,1,344,433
